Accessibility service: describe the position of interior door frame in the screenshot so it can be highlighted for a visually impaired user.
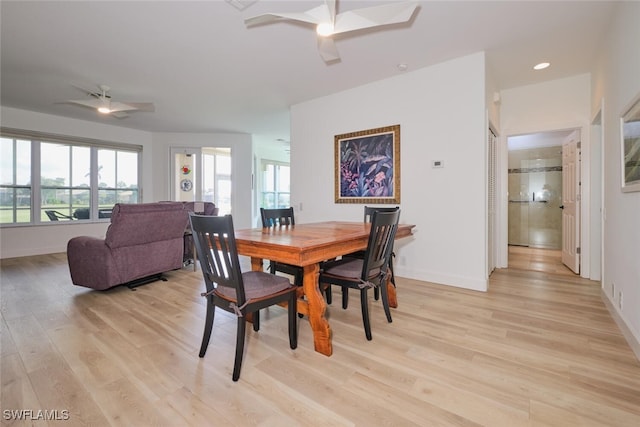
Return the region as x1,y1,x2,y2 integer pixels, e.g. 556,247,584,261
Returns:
497,122,595,279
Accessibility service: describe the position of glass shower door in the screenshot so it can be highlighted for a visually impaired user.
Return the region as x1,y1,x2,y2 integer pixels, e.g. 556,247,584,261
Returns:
508,149,562,249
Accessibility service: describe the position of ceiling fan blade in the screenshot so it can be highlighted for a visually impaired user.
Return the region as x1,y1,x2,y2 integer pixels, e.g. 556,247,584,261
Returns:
318,37,340,62
66,98,101,109
111,111,130,119
120,102,155,112
245,4,331,27
108,102,143,113
333,1,418,35
325,0,336,22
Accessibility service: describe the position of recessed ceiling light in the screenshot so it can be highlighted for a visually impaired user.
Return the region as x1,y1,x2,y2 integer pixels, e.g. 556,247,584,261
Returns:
534,62,550,70
397,63,408,72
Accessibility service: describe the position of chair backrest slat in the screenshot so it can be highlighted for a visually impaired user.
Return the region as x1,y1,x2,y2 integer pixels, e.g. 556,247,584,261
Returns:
260,207,295,228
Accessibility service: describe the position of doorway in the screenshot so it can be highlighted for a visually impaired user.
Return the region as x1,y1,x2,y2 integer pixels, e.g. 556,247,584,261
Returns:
506,129,578,273
170,147,232,215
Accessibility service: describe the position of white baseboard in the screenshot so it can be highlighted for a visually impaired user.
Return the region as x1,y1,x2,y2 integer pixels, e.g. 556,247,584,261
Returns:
395,266,488,292
601,289,640,362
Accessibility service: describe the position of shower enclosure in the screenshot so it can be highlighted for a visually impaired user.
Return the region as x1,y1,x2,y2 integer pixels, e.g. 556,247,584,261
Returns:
508,146,563,249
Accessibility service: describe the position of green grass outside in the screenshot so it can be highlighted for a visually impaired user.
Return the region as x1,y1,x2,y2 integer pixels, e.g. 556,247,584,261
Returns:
0,204,113,223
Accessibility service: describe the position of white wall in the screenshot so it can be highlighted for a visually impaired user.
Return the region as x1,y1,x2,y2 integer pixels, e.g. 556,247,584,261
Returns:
150,132,254,229
592,1,640,351
499,74,594,277
291,52,489,291
0,107,153,258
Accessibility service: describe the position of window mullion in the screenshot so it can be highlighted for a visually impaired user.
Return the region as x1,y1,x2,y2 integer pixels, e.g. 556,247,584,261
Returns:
32,139,42,224
90,148,99,218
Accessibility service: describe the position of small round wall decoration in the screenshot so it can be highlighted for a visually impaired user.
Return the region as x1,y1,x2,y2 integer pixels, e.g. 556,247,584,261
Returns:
181,165,191,175
180,179,193,192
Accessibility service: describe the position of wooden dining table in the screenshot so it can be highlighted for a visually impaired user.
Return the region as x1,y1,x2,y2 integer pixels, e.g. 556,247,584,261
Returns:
234,221,415,356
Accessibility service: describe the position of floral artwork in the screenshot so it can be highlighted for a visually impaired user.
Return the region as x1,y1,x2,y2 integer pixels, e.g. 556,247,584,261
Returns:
335,125,400,204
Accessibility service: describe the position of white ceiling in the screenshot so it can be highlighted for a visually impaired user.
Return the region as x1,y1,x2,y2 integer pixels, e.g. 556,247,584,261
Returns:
0,1,617,143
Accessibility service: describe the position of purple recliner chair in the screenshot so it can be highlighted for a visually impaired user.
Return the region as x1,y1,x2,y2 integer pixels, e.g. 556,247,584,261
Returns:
67,202,189,290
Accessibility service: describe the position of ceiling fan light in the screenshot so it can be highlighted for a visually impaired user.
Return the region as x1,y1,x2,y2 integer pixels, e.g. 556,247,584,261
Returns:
97,106,111,114
316,22,334,37
533,62,550,70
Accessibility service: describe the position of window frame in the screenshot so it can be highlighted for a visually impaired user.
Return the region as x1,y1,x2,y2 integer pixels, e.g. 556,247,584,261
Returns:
260,160,290,209
0,127,142,227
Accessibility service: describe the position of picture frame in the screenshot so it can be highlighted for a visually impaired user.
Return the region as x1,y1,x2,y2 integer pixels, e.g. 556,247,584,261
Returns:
335,124,400,204
621,93,640,193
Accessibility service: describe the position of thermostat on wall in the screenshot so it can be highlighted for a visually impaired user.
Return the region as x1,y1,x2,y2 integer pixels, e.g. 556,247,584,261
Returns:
432,160,444,168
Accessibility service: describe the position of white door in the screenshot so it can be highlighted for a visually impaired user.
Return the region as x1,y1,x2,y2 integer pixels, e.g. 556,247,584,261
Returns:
561,132,580,273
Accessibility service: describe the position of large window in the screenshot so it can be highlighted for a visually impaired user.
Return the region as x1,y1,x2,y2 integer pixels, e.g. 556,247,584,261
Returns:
261,161,290,209
0,130,141,225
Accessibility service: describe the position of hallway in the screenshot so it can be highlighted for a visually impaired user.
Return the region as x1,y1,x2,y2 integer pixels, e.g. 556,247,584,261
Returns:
508,245,576,276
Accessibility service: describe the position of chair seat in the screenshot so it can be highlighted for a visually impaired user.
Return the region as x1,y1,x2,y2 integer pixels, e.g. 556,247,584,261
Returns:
322,258,380,281
216,271,293,300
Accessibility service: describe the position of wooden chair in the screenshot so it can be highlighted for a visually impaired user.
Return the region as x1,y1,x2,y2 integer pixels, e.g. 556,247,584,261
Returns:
337,206,399,303
189,213,298,381
319,209,400,340
364,206,399,299
260,208,303,286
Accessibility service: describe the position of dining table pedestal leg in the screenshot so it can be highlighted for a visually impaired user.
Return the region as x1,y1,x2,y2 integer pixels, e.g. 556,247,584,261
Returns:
303,263,332,356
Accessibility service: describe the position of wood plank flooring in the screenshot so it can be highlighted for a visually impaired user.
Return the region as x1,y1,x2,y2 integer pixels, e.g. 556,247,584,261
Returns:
1,253,639,426
508,245,576,276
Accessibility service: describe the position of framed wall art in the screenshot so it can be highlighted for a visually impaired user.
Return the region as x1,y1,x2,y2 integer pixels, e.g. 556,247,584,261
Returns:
335,124,400,204
621,93,640,193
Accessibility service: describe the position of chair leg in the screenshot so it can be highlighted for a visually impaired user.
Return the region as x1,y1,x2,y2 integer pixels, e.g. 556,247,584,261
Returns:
199,298,215,357
252,310,260,332
360,289,372,341
379,282,393,323
295,270,303,287
232,317,247,381
389,258,396,287
325,284,332,304
288,292,298,349
342,287,349,309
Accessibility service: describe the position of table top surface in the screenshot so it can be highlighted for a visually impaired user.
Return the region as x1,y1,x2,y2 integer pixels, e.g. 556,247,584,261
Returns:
234,221,415,266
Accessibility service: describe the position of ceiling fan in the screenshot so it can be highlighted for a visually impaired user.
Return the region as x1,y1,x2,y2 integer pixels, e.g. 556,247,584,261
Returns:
244,0,419,62
64,84,155,118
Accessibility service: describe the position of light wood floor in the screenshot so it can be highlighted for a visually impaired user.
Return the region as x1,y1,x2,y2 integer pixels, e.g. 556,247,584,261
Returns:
508,245,576,276
1,253,639,426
